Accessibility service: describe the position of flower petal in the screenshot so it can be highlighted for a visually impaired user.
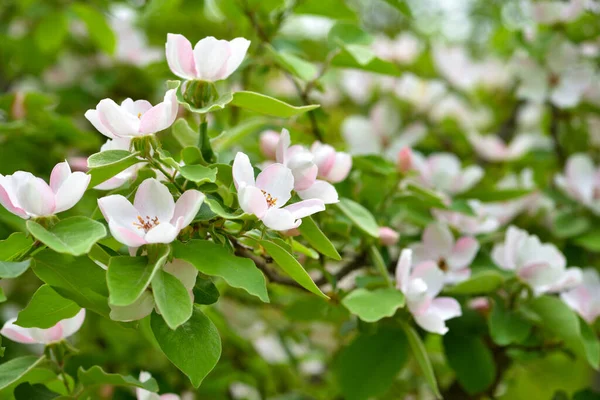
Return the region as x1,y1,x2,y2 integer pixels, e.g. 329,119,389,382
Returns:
171,189,205,228
232,152,256,189
134,179,176,223
193,36,232,81
0,175,28,218
395,249,412,293
422,223,454,258
96,98,141,138
84,109,115,139
297,180,339,204
16,176,55,217
411,261,444,299
446,236,479,270
0,318,36,344
414,297,461,335
144,222,180,244
325,152,352,183
261,208,301,231
255,163,294,207
165,33,197,80
223,37,251,79
276,128,291,164
49,161,71,193
108,220,147,247
282,199,325,220
98,194,140,227
238,185,268,218
139,89,178,134
59,309,86,338
54,172,90,213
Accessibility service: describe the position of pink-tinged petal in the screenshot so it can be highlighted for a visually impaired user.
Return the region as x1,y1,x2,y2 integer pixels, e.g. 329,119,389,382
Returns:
144,222,180,244
54,172,91,213
97,98,141,137
283,199,325,220
565,154,596,204
261,208,301,231
49,161,71,193
0,176,28,218
58,309,86,338
94,170,135,190
164,259,198,292
165,33,197,80
160,395,181,400
325,152,352,183
518,262,561,290
193,37,232,81
276,128,291,164
98,195,140,227
139,89,178,134
422,223,454,258
260,130,280,159
289,158,318,191
446,236,479,270
411,261,444,299
134,179,175,223
16,177,55,217
232,152,256,189
0,318,36,343
129,100,153,116
397,147,413,172
409,243,433,266
445,268,471,284
454,165,483,193
84,109,115,139
395,249,412,293
414,310,449,335
108,220,147,247
311,142,336,177
171,189,205,228
430,297,462,320
223,37,251,79
379,227,399,245
238,185,268,218
110,292,154,323
255,163,293,207
35,324,63,344
561,287,592,322
297,180,339,204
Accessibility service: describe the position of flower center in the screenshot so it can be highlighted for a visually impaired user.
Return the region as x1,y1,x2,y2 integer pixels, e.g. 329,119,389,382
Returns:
261,190,277,208
438,258,448,272
137,112,142,119
133,215,160,232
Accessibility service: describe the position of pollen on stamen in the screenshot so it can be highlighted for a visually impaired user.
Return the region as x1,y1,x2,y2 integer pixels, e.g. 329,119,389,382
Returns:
137,112,142,119
260,189,277,208
133,215,160,232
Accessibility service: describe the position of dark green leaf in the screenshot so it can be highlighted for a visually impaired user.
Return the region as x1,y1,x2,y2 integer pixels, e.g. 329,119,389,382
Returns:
553,211,590,238
443,333,496,394
152,269,193,329
15,285,80,329
78,365,158,391
574,229,600,252
336,198,379,238
14,383,59,399
445,271,505,295
0,356,45,390
402,322,441,399
0,232,33,261
298,216,341,260
193,277,220,305
71,4,116,54
489,298,532,346
457,189,531,202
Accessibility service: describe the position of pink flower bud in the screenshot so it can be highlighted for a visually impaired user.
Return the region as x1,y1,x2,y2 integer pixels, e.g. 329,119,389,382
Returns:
397,147,413,173
259,130,280,159
379,227,399,245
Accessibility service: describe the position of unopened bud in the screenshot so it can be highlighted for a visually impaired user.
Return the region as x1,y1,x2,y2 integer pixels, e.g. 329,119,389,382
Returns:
379,227,400,245
397,147,413,173
259,130,280,159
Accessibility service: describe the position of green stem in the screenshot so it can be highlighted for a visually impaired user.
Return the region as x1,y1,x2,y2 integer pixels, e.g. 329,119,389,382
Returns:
148,158,184,194
368,245,393,287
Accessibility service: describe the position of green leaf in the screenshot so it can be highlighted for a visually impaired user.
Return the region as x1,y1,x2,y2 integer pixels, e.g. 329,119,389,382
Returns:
107,244,170,306
34,11,68,53
328,22,372,46
193,277,220,305
151,307,221,388
298,216,341,260
172,240,268,302
443,332,496,394
87,150,143,188
0,260,31,279
457,189,531,202
0,232,33,261
579,317,600,370
268,46,318,81
32,250,110,317
211,117,269,152
152,269,193,329
172,118,198,148
445,271,505,295
405,182,447,209
109,291,154,322
179,165,217,184
489,298,532,346
259,239,328,299
336,198,379,238
574,229,600,252
26,217,107,256
78,365,158,391
14,383,60,399
230,91,319,117
341,288,404,322
71,4,116,54
402,322,442,399
15,285,80,329
0,356,45,390
204,198,245,220
181,146,203,165
335,326,409,400
552,211,590,238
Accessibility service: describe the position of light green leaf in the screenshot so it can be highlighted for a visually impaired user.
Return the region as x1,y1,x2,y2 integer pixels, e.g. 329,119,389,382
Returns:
231,91,319,117
443,332,496,394
152,269,193,329
0,356,45,390
457,189,531,202
107,244,170,306
71,4,116,54
181,146,203,165
0,260,31,279
298,216,341,260
179,165,217,184
402,322,442,399
78,365,158,391
0,232,33,261
211,117,269,152
26,217,107,256
204,198,246,220
259,239,328,299
172,240,268,302
336,198,379,238
87,150,143,187
335,327,409,400
15,285,80,329
579,317,600,370
109,291,154,322
151,307,221,387
552,211,590,239
405,182,447,209
574,229,600,252
268,46,318,81
34,11,68,53
172,119,198,148
445,271,505,295
328,22,372,46
32,250,110,317
341,288,405,322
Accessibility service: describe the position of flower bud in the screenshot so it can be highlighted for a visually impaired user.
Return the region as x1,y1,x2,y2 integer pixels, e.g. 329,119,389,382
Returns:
397,147,413,173
259,130,280,159
379,227,400,245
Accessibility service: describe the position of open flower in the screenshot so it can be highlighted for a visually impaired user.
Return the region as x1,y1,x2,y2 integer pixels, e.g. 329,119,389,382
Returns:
555,153,600,214
433,201,501,235
1,309,85,345
310,142,352,184
492,226,568,293
98,178,204,246
468,132,550,163
232,152,325,231
137,371,181,400
410,223,479,284
395,249,461,335
561,268,600,324
411,152,483,195
0,161,90,219
85,89,178,139
95,137,144,190
166,34,250,82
